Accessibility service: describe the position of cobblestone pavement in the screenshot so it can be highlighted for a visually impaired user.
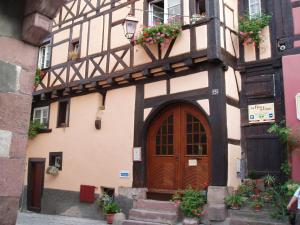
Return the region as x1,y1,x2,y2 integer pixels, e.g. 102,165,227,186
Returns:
16,212,107,225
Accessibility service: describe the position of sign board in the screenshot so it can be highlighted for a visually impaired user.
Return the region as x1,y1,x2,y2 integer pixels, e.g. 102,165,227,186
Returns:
296,93,300,120
133,147,142,161
188,159,197,166
248,103,275,124
119,170,129,178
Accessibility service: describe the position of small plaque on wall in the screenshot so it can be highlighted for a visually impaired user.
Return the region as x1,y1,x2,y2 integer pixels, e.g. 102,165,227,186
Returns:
296,93,300,120
248,103,275,124
133,147,142,161
120,170,129,178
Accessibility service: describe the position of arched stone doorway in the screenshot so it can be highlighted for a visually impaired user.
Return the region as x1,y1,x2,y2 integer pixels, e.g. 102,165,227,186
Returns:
146,103,211,192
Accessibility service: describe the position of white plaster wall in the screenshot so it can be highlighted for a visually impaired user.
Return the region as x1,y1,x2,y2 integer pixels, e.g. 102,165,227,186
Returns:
226,104,241,140
225,67,239,100
227,144,242,188
144,108,153,121
259,26,271,60
169,30,191,57
196,25,207,50
144,80,167,98
170,71,208,94
25,87,136,194
197,99,210,116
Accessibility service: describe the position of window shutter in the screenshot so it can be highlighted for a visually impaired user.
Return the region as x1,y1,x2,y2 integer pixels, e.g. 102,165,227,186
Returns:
249,0,261,19
166,0,181,23
38,47,43,69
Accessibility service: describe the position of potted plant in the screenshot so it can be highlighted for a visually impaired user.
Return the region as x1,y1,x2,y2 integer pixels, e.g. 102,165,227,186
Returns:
46,165,59,176
103,202,120,224
239,12,271,46
133,22,182,48
237,183,253,197
225,193,244,210
264,174,276,188
250,198,264,211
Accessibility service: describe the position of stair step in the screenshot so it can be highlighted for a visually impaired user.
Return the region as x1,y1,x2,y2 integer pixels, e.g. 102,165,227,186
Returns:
229,209,273,220
133,199,178,213
122,220,165,225
129,209,177,224
229,217,289,225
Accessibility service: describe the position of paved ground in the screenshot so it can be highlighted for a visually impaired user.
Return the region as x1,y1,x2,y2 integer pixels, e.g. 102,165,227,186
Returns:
16,212,107,225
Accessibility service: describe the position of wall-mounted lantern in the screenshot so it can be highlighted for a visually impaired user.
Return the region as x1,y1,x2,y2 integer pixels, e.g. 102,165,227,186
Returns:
95,105,105,130
122,14,139,40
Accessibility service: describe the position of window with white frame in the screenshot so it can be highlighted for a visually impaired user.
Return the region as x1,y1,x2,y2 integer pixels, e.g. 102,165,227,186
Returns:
148,0,182,26
38,42,51,69
249,0,261,19
33,106,49,127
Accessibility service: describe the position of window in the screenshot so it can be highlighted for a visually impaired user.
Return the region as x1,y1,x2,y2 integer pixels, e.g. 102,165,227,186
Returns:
148,0,182,26
57,100,70,127
38,41,51,69
195,0,206,15
33,106,49,127
69,39,80,60
155,115,174,155
249,0,261,19
49,152,63,170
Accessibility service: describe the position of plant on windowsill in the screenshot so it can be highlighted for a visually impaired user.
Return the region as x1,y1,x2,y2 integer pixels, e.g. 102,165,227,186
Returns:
28,121,44,139
68,51,80,61
133,22,182,48
46,166,59,176
239,12,271,47
34,68,46,87
190,12,207,24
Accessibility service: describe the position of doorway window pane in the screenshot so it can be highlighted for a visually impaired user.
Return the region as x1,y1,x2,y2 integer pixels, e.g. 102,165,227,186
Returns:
155,114,174,155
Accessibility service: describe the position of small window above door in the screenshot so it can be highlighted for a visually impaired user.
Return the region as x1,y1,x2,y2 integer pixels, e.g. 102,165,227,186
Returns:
49,152,63,170
33,106,49,127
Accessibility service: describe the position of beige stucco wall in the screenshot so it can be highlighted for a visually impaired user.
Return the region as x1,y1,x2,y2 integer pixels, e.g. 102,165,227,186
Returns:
144,80,167,99
196,99,210,116
225,67,239,100
226,104,241,140
227,144,242,188
25,87,136,194
170,71,208,94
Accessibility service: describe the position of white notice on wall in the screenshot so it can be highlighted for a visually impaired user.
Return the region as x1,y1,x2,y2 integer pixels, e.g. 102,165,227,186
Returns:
120,170,129,178
296,93,300,120
248,103,275,124
188,159,197,166
133,147,142,161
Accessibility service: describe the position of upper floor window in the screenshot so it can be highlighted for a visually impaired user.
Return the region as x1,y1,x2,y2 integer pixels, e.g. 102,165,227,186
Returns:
57,100,70,128
33,106,49,127
38,41,51,70
148,0,182,26
249,0,261,19
69,39,80,61
195,0,206,15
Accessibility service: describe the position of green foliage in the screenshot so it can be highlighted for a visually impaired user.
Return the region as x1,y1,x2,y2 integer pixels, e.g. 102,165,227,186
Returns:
281,161,291,177
35,69,42,86
239,12,271,46
103,202,120,214
134,23,182,47
28,121,44,139
268,121,291,144
225,193,244,209
179,187,206,218
237,183,254,197
250,197,264,209
247,170,261,179
264,174,276,187
96,192,112,207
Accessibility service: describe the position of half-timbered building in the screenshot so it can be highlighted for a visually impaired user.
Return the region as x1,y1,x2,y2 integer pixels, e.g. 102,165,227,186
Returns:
21,0,298,221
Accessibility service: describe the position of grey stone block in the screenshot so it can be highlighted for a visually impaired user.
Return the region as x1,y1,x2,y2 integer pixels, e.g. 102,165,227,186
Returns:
207,186,228,205
0,60,20,93
183,217,199,225
113,212,126,225
207,204,227,222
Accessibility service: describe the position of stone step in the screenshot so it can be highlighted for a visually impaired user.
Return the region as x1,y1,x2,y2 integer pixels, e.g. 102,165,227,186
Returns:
122,220,165,225
229,209,273,220
133,199,178,213
129,209,177,224
229,217,289,225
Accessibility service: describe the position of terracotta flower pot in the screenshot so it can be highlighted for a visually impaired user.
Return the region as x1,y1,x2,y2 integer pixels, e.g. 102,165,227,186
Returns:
253,205,262,212
106,213,114,224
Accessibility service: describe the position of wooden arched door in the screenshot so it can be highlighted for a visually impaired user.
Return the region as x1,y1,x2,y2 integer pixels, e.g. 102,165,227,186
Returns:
147,103,211,191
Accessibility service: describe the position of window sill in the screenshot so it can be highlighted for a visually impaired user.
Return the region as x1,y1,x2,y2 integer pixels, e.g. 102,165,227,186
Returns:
37,128,52,133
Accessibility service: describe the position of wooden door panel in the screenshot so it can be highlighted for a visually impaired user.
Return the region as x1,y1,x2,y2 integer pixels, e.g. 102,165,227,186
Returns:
147,104,211,192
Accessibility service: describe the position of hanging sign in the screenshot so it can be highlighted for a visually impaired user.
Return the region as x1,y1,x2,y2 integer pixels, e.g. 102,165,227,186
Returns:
248,103,275,124
296,93,300,120
133,147,142,161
